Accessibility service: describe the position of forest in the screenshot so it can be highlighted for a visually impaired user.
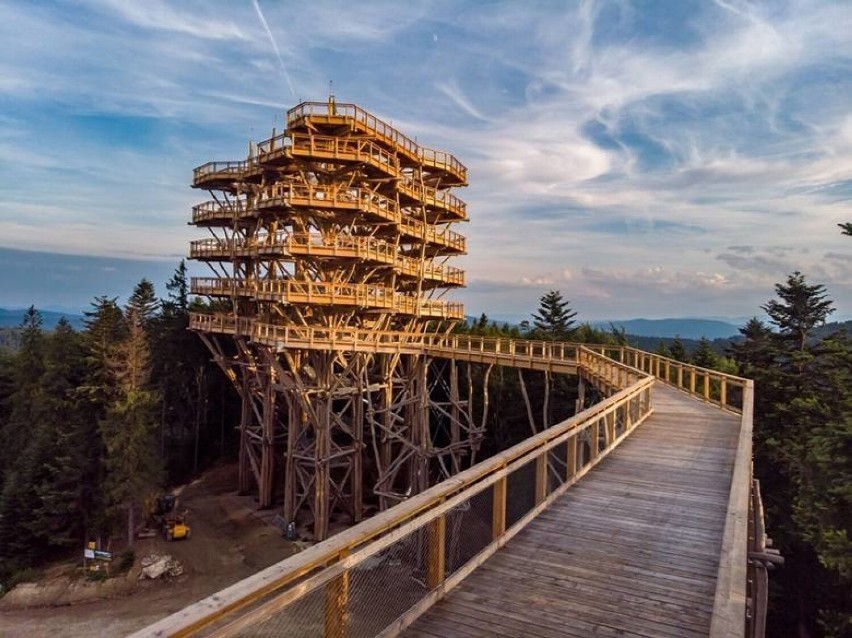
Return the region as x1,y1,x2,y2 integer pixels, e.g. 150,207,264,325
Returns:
0,228,849,636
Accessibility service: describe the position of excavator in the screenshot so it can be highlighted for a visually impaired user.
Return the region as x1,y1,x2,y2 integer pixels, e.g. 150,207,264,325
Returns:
144,493,191,541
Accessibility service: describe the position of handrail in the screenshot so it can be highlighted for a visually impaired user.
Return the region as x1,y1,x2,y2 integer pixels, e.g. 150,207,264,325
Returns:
188,234,465,286
709,380,754,637
188,282,465,320
190,192,466,254
578,344,748,413
285,101,467,184
128,350,652,638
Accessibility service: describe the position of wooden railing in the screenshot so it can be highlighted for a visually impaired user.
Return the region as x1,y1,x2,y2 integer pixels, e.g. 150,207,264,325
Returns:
188,234,465,286
188,282,465,320
128,350,652,638
252,133,467,220
285,101,467,185
574,345,748,413
190,194,466,254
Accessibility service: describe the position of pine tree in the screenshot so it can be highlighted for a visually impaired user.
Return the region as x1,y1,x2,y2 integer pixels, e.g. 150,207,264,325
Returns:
127,279,160,326
729,318,775,378
0,308,45,481
163,259,189,317
531,291,577,340
0,308,46,572
839,222,852,236
100,309,163,548
30,319,87,550
691,337,718,369
669,337,687,362
763,271,834,353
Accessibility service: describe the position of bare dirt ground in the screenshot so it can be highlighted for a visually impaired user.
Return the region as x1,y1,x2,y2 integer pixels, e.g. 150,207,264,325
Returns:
0,463,302,638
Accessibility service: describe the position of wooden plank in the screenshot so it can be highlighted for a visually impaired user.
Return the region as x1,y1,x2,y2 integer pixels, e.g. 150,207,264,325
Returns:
402,385,742,638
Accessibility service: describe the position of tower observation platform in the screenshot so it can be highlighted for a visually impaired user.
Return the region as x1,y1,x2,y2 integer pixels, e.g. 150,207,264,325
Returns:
188,98,474,540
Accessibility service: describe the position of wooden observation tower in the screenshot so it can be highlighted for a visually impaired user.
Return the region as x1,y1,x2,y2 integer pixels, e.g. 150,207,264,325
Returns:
188,98,475,539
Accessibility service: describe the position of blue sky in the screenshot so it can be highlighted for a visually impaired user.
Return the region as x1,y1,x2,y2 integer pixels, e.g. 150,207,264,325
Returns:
0,0,850,321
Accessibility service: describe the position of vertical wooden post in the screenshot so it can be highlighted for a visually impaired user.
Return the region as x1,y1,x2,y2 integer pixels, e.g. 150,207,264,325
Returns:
259,370,275,508
324,549,350,638
283,397,300,524
351,356,364,523
567,435,577,479
677,365,683,390
590,420,600,461
238,374,252,494
720,378,727,407
535,453,547,504
449,360,461,474
426,514,446,590
492,474,507,540
606,411,616,445
703,374,710,400
690,369,696,394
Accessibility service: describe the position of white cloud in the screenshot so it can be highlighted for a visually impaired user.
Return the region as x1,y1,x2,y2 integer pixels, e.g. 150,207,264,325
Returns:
1,0,851,319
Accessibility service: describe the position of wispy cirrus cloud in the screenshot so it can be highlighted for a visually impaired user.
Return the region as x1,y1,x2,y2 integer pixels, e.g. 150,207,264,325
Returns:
0,0,850,318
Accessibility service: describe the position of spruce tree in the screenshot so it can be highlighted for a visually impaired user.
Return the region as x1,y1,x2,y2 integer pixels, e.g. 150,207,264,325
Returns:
669,337,687,362
691,337,718,369
763,271,834,353
163,259,189,317
0,308,46,573
31,319,87,550
100,309,163,548
531,291,577,340
127,279,160,326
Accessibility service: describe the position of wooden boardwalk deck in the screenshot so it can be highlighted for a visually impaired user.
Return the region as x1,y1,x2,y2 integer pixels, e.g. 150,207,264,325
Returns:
402,384,742,638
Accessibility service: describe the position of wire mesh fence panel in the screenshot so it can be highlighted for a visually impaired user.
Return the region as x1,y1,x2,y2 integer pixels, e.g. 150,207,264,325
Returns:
232,584,325,638
580,429,592,468
547,441,569,493
344,529,430,638
445,486,494,575
615,408,626,437
506,458,536,528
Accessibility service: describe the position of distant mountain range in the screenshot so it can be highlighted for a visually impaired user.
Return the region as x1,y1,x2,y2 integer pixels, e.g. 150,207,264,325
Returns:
592,318,742,340
470,315,744,340
0,307,85,330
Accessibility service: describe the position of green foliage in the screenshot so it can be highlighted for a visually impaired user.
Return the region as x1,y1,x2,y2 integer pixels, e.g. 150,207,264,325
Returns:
669,337,687,362
0,261,239,583
127,279,160,326
735,274,851,636
691,337,718,369
531,290,577,340
100,309,163,547
763,271,834,353
116,549,135,574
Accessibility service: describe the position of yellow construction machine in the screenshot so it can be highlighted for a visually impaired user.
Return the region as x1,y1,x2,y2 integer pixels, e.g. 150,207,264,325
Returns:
143,493,191,542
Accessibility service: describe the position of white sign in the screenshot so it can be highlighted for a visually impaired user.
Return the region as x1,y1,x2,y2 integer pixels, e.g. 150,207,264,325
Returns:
84,548,95,559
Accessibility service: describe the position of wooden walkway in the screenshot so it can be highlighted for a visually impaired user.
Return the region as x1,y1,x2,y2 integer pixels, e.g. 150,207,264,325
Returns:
402,384,742,638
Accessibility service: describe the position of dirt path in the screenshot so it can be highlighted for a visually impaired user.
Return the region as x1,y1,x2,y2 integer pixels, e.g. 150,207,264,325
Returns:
0,464,301,638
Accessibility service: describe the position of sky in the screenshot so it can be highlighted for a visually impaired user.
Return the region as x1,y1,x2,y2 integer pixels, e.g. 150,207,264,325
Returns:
0,0,850,322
